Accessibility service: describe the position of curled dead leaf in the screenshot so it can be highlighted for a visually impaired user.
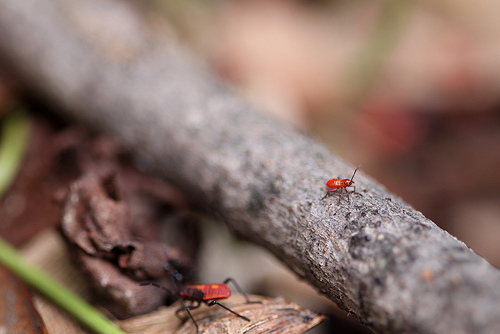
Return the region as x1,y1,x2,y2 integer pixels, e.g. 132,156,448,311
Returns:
59,136,199,318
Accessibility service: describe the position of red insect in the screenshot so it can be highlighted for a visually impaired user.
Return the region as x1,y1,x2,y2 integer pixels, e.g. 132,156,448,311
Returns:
141,277,260,333
322,165,361,204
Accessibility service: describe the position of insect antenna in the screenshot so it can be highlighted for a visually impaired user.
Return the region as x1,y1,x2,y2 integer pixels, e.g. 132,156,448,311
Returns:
139,282,176,296
139,244,185,297
161,244,184,285
350,165,361,181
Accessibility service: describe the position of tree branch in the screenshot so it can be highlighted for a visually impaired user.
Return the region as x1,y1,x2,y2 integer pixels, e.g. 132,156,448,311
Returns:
1,0,500,333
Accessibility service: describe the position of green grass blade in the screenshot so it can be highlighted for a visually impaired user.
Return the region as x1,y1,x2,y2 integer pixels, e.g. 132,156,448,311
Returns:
0,109,31,196
0,236,126,334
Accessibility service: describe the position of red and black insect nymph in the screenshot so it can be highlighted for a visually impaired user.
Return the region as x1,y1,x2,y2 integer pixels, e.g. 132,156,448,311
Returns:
141,258,260,333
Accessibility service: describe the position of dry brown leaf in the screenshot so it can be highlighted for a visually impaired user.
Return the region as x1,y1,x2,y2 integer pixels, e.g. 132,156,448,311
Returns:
119,294,325,334
59,149,198,318
0,266,48,334
32,296,93,334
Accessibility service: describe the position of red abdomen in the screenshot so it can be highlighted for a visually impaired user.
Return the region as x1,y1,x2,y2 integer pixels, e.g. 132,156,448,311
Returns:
326,179,345,189
179,283,231,301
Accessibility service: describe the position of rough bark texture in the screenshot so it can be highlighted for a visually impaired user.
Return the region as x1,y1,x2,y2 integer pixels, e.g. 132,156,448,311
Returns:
1,0,500,333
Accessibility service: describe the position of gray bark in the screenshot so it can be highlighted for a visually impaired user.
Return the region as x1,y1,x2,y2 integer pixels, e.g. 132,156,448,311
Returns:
1,0,500,333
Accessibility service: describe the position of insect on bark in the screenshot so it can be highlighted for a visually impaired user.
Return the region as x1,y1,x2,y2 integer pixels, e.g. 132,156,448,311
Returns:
141,261,261,334
322,165,361,204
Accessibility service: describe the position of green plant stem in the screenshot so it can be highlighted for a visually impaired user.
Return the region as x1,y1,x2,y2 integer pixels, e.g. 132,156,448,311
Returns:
0,237,126,334
0,109,31,196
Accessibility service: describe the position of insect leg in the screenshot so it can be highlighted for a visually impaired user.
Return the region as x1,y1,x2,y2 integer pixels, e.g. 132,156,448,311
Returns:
207,300,250,321
223,277,261,304
337,187,344,204
346,187,352,204
176,302,201,333
321,189,338,200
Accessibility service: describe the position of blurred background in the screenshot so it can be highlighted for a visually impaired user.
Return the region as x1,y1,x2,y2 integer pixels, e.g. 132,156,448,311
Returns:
1,0,500,333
